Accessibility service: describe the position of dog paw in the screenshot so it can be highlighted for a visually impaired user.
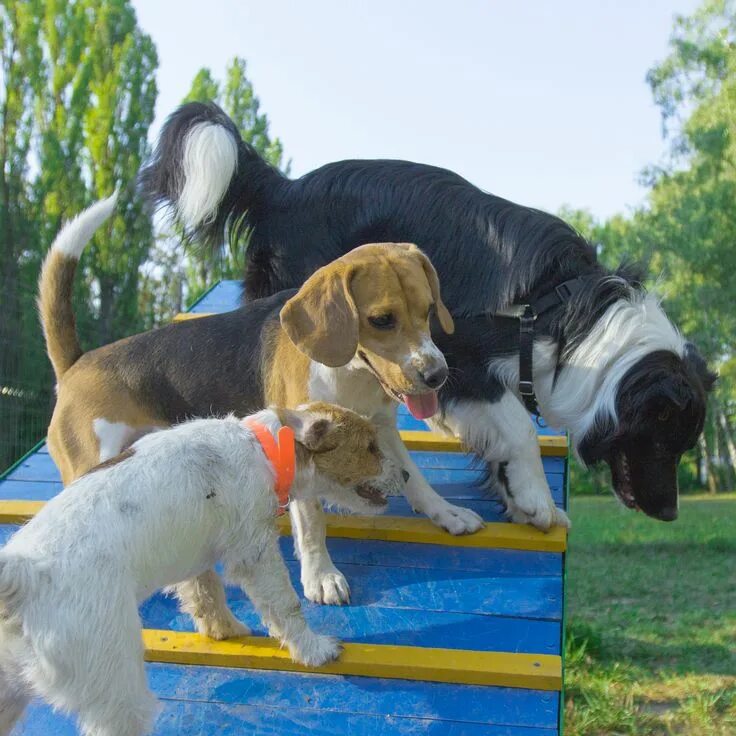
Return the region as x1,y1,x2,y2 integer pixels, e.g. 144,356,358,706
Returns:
302,567,351,605
196,612,251,641
508,493,569,532
289,632,342,667
430,502,485,535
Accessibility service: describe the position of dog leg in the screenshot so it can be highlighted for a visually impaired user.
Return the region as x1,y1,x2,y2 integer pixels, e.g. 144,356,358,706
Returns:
376,422,484,535
289,498,350,605
226,537,341,667
169,569,249,640
0,673,28,736
436,394,570,530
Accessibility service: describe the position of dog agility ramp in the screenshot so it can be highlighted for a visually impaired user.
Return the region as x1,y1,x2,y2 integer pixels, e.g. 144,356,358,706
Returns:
0,280,568,735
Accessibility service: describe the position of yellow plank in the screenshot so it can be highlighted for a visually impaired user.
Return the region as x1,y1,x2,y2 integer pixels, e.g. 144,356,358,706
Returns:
277,514,566,552
172,311,210,321
142,629,561,691
0,500,44,524
0,500,566,552
400,430,567,456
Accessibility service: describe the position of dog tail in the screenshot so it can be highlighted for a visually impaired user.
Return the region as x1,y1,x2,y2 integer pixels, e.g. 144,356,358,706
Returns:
37,192,119,380
139,101,284,250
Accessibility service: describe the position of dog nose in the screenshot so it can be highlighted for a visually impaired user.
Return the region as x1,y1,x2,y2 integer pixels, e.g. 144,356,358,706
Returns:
420,366,448,390
653,505,678,522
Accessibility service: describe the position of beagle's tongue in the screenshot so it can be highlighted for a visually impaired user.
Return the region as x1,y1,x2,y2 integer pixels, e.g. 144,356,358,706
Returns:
404,391,439,420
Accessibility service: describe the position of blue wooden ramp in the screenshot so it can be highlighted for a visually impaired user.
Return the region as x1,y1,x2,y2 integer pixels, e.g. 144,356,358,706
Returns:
0,280,568,735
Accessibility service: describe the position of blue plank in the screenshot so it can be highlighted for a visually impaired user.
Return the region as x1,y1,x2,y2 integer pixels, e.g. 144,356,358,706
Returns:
0,460,566,507
18,699,558,735
0,525,563,576
0,525,560,622
140,593,561,654
15,661,559,732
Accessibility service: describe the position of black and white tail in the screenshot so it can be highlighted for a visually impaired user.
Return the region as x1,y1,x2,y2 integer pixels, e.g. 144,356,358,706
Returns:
140,102,283,249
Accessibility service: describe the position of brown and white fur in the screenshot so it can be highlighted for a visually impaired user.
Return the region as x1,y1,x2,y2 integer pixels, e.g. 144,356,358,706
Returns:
0,404,403,736
38,195,506,632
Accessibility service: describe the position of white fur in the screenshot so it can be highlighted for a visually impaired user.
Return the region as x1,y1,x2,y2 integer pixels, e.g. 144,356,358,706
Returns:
298,359,483,605
92,418,140,462
0,410,399,736
541,294,686,454
52,192,118,259
431,394,570,530
178,122,238,229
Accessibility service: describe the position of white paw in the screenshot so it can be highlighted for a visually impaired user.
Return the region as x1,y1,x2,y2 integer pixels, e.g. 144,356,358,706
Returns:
289,632,342,667
195,612,250,641
508,492,570,531
302,566,351,605
430,502,485,535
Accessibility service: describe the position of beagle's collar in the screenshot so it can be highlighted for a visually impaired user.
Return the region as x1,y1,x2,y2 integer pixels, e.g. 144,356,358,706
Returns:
242,419,296,515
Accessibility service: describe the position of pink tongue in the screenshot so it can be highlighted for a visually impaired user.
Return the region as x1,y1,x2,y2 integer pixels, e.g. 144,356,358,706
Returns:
404,391,439,420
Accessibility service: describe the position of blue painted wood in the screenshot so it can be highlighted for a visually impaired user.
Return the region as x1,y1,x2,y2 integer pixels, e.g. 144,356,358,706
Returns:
0,524,562,576
18,699,559,735
0,523,560,623
140,593,561,653
14,659,559,733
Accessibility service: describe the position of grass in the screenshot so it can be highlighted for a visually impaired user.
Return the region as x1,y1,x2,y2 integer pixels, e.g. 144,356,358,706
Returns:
564,493,736,736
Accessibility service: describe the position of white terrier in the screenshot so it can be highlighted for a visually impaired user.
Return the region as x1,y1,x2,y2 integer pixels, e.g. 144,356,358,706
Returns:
0,402,402,736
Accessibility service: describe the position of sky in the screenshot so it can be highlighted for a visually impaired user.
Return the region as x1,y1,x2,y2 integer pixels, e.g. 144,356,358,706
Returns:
132,0,701,221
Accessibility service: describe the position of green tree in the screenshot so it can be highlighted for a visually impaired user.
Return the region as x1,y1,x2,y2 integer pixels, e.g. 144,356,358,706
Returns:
0,0,157,471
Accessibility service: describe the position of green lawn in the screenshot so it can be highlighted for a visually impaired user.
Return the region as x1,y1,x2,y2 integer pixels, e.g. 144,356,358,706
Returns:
564,494,736,735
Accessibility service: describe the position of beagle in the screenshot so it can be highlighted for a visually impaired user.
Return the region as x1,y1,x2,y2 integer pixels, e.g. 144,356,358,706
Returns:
38,194,483,638
0,404,403,736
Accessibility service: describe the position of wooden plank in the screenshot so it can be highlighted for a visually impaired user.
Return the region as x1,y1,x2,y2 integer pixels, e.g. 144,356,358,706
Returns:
0,500,44,524
20,698,560,736
0,501,566,552
142,629,562,691
141,592,561,654
402,431,567,456
278,514,567,552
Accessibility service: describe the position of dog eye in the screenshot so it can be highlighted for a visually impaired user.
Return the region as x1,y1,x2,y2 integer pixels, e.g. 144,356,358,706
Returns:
659,408,671,422
368,314,395,330
368,441,379,455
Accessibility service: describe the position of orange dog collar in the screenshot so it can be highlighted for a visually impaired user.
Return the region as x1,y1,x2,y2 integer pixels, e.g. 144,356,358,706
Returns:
242,419,296,515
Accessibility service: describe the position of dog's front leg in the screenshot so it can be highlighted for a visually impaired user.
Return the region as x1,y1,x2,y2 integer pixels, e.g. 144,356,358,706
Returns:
375,422,484,534
169,569,250,640
435,393,570,530
290,498,350,605
226,535,341,667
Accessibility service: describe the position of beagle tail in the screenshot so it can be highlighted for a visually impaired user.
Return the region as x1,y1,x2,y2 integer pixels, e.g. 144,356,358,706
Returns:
37,192,118,380
139,101,283,251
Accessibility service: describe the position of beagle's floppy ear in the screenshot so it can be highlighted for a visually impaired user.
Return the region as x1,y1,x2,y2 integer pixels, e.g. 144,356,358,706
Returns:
280,264,359,367
399,244,454,334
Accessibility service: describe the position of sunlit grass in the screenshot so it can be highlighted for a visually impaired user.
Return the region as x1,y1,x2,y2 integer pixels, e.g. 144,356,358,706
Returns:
564,494,736,735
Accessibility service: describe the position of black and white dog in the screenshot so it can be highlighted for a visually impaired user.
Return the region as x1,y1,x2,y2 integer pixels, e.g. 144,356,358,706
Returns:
142,102,715,524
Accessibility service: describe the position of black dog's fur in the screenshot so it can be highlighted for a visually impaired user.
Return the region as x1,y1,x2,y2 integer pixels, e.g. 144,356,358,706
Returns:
142,102,716,521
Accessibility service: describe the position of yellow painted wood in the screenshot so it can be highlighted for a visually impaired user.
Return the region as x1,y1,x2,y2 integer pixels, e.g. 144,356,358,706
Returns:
0,500,44,524
172,312,210,322
401,430,568,457
277,514,566,552
0,500,565,551
142,629,561,691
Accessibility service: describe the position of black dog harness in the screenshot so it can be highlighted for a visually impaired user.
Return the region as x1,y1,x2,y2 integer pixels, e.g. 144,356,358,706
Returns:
493,277,588,415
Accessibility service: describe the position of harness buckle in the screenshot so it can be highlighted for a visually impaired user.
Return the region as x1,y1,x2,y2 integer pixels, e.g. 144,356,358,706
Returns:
519,380,535,396
555,280,578,302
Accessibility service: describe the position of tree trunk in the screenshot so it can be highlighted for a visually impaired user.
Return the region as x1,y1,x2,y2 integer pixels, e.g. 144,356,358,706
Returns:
700,433,718,495
718,409,736,489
